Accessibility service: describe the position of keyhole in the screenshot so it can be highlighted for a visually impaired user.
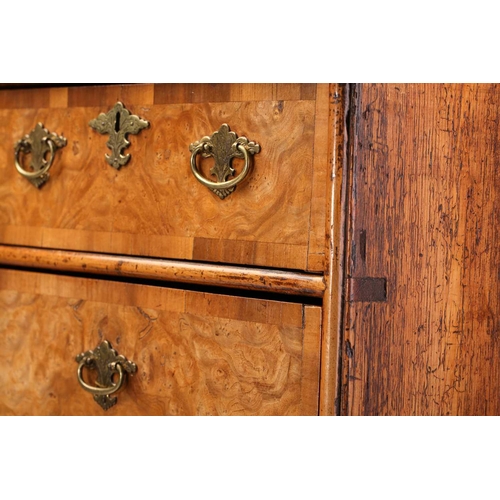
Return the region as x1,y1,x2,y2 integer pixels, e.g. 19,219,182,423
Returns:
115,112,121,132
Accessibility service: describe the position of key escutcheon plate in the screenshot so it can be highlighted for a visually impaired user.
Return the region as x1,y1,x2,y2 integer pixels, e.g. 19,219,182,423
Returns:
89,101,150,169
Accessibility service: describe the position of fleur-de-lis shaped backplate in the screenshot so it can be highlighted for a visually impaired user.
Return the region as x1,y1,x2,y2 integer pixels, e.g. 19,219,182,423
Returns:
89,102,149,169
76,340,136,410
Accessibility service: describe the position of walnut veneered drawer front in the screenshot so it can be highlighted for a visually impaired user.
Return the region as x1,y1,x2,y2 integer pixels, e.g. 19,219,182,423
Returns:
0,268,322,415
0,84,330,271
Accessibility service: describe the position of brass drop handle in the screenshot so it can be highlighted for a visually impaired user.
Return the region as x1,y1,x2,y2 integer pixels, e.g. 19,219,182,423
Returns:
75,340,136,411
191,141,250,192
77,360,124,396
14,123,66,188
15,138,55,179
189,124,260,200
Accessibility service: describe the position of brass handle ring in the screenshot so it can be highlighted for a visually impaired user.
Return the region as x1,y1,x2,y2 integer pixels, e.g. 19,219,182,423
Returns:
189,124,260,199
77,360,124,396
190,142,250,191
75,340,136,410
14,137,55,179
14,123,67,188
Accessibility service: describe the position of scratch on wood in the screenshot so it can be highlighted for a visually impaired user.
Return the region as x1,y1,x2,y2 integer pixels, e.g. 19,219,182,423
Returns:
346,340,354,359
137,306,157,339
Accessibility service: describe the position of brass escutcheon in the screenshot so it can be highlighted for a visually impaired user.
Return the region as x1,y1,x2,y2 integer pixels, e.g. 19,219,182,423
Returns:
189,124,260,199
89,101,149,169
14,123,67,188
75,340,136,410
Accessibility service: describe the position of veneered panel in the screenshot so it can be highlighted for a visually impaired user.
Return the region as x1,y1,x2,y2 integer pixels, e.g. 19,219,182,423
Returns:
0,269,321,416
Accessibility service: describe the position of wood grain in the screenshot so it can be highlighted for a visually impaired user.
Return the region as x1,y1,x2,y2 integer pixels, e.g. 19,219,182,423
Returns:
49,88,68,108
0,88,50,109
0,268,321,415
319,84,348,415
0,84,326,271
307,83,330,271
0,245,325,297
153,83,317,105
341,84,500,415
68,84,154,107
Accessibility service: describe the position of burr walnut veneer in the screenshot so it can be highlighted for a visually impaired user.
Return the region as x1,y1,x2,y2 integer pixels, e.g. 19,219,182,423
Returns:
0,268,321,416
0,84,328,271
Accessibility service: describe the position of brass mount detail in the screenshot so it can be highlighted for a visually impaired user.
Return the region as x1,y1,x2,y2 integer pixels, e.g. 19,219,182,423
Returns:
89,101,149,169
76,340,136,410
189,124,260,199
14,123,67,188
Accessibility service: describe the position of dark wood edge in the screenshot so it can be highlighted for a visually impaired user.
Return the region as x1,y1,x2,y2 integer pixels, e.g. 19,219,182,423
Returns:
0,83,122,89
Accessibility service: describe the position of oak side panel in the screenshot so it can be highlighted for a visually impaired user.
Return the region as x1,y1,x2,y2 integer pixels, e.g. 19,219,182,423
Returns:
342,84,500,415
0,269,321,416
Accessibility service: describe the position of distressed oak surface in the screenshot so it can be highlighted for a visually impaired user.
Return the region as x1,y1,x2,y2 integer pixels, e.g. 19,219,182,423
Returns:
0,269,322,415
342,84,500,415
0,84,328,272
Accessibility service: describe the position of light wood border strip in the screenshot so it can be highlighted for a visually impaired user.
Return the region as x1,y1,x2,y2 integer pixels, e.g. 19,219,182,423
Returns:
0,245,325,298
301,306,323,414
307,83,330,271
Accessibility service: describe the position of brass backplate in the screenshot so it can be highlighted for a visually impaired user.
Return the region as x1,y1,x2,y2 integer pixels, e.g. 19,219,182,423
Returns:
189,124,260,199
89,102,149,169
76,340,136,410
14,123,67,188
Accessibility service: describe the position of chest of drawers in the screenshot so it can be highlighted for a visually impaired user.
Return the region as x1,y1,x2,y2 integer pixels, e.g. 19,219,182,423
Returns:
7,83,496,416
0,83,343,415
